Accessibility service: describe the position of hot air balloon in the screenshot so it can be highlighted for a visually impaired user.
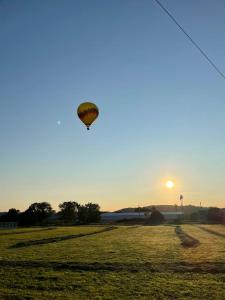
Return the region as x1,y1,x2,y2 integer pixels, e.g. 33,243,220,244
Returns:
77,102,99,130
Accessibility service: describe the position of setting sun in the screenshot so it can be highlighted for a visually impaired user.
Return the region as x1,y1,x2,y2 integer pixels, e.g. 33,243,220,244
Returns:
165,180,174,189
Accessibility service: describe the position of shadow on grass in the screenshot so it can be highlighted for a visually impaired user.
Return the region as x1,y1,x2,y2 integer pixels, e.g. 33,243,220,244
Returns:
197,226,225,239
0,260,225,274
175,226,200,248
9,226,117,249
0,227,57,237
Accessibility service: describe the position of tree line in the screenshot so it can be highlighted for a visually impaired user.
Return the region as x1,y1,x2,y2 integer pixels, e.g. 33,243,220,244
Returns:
136,206,225,224
0,201,101,226
189,207,225,224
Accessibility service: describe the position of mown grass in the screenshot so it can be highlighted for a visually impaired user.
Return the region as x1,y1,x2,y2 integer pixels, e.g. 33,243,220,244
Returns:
0,225,225,299
181,225,225,264
175,226,199,248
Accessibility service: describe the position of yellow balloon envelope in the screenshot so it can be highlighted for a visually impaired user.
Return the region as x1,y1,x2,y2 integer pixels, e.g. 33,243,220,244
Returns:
77,102,99,130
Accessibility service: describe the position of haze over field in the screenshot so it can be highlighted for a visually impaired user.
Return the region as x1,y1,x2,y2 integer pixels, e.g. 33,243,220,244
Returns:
1,0,225,211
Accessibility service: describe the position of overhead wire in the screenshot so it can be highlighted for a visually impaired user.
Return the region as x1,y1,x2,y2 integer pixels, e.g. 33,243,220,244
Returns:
153,0,225,80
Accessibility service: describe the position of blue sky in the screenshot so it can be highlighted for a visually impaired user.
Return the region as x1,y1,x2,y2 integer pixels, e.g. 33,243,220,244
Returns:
1,0,225,211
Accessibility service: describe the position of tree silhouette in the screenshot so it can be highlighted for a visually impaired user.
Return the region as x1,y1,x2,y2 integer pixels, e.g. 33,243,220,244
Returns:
147,207,165,225
58,201,79,224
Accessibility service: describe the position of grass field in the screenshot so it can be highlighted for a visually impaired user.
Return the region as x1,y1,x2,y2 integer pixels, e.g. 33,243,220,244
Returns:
1,225,225,299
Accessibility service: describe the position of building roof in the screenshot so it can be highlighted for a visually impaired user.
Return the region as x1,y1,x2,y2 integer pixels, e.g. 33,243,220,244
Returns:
102,212,183,217
101,211,184,221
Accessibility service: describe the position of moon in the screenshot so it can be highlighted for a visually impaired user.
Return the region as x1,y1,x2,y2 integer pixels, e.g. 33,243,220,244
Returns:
57,121,61,126
165,180,174,189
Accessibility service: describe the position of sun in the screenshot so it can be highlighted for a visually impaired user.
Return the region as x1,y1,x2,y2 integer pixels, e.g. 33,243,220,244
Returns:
165,180,174,189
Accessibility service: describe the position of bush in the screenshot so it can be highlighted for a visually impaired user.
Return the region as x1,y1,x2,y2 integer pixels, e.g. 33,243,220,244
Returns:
147,208,165,225
207,207,224,224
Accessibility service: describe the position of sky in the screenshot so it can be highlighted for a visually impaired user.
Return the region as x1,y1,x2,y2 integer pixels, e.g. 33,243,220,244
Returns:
1,0,225,212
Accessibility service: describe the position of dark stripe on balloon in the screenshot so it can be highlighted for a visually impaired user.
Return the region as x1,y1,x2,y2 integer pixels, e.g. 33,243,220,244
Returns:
78,108,99,119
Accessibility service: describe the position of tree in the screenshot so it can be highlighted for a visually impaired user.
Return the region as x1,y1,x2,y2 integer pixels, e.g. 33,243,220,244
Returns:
207,207,224,224
147,207,165,225
190,209,208,223
77,205,88,224
85,203,101,223
0,208,20,222
190,211,200,222
78,203,101,224
58,201,79,224
20,202,54,225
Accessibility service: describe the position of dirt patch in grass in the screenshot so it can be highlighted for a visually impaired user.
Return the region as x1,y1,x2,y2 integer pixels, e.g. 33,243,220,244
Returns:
9,226,117,249
175,226,200,248
0,227,57,237
0,260,225,274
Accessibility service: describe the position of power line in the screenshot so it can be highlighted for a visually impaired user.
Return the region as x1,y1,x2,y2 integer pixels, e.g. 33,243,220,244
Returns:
153,0,225,80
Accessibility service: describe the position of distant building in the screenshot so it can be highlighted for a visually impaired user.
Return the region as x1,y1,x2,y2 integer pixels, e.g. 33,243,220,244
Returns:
101,212,183,223
0,222,18,229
